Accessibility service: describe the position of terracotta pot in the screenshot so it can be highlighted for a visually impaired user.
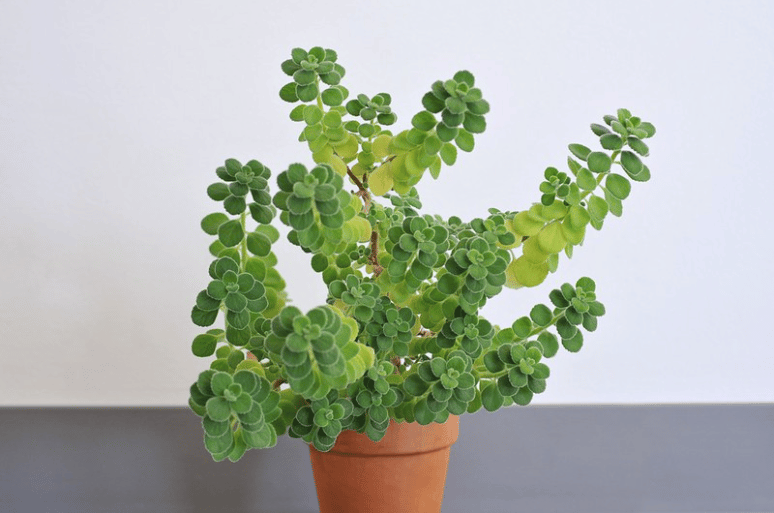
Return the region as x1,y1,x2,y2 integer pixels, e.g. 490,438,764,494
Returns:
309,416,459,513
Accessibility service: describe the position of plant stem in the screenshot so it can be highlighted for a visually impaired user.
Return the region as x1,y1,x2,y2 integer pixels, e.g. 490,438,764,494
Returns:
239,211,248,271
346,164,383,276
369,231,383,276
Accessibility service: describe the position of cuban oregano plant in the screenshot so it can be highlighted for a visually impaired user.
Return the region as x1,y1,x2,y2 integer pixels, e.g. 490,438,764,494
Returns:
188,47,656,461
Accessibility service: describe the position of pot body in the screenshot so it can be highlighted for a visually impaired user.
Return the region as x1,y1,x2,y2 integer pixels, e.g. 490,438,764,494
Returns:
309,416,459,513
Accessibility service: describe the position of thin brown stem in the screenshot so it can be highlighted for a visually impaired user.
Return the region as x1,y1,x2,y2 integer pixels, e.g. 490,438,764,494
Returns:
369,231,383,276
272,378,286,390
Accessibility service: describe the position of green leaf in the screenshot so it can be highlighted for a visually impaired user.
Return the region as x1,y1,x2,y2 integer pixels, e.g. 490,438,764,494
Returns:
627,137,649,156
562,330,584,352
201,213,229,235
296,83,318,102
303,105,323,125
453,70,475,86
455,130,474,152
247,233,271,257
481,382,504,412
620,151,643,178
225,292,247,312
412,111,437,132
423,134,442,155
422,92,445,113
414,399,436,425
511,316,532,339
629,164,651,183
587,152,612,173
568,144,591,161
436,123,457,143
223,195,246,215
289,105,305,122
590,123,610,136
445,96,467,114
403,374,428,396
576,168,597,191
279,83,298,103
603,187,623,217
205,397,232,422
440,143,457,166
530,304,553,327
321,87,344,107
639,122,656,137
462,113,486,134
537,332,559,358
192,306,218,327
323,110,342,128
192,334,218,357
587,195,608,222
218,220,244,247
207,183,230,201
599,133,623,150
605,174,631,200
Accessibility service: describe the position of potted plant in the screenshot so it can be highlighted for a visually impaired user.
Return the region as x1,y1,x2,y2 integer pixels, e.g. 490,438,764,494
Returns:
187,47,656,512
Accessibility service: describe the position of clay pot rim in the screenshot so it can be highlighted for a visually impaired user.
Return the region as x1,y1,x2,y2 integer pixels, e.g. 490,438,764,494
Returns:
312,416,460,456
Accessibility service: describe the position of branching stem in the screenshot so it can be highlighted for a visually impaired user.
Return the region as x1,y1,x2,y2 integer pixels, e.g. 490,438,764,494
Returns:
347,164,383,276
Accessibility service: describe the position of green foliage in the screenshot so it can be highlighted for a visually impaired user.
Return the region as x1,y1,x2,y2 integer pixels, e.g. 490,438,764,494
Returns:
189,369,284,461
346,361,404,441
187,47,656,461
403,351,477,424
288,390,354,451
359,296,415,357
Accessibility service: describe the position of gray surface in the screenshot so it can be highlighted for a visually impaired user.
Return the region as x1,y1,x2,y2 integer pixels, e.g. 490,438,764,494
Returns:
1,405,772,512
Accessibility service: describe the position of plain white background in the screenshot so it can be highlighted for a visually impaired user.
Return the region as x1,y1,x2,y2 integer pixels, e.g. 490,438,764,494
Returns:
1,0,772,405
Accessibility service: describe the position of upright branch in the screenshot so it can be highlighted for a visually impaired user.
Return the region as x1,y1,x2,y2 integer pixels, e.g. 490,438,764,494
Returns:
347,166,382,275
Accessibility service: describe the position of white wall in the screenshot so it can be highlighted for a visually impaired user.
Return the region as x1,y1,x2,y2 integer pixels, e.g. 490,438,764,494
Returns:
1,0,772,405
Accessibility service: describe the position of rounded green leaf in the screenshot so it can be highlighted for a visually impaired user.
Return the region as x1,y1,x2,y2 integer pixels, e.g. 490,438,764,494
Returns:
279,82,298,103
576,168,597,191
537,332,559,358
192,306,218,327
207,183,230,201
605,174,631,200
455,130,474,152
205,397,232,422
321,87,344,107
445,96,467,115
599,133,623,150
481,382,504,412
587,195,608,222
296,83,318,102
627,137,649,156
218,220,244,247
403,374,429,397
586,152,612,173
422,92,445,113
247,232,271,257
412,111,437,132
192,334,218,357
414,399,436,425
323,110,342,128
620,151,643,178
568,144,591,161
462,113,486,134
201,213,229,235
529,304,553,327
224,292,247,312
